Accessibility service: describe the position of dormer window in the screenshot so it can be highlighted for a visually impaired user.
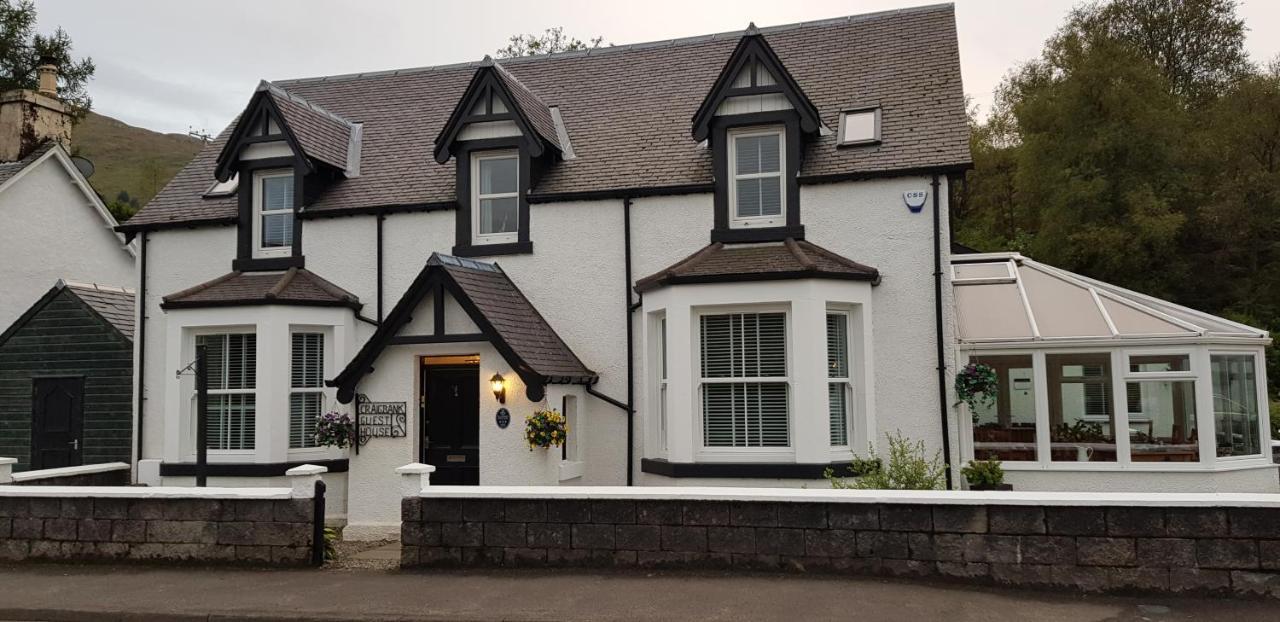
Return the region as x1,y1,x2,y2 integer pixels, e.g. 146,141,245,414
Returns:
472,151,519,245
253,169,294,257
729,126,784,228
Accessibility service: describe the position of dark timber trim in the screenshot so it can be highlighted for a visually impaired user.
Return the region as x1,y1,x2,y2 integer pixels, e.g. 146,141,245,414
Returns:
297,201,457,220
640,458,854,479
235,157,308,271
527,183,715,204
452,241,533,258
691,29,821,142
161,298,360,311
159,458,349,477
214,89,315,183
433,62,554,164
711,111,802,244
232,256,305,272
115,216,238,237
388,333,487,345
451,137,533,257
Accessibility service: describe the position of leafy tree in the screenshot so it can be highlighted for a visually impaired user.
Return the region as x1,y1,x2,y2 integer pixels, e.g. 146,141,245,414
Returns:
0,0,93,119
497,27,605,58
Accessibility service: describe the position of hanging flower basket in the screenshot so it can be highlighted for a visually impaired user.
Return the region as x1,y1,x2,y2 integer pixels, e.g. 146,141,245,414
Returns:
314,412,356,448
955,362,998,414
525,409,567,451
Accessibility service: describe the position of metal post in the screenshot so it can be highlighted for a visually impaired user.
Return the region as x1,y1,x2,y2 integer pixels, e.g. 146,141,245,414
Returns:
195,343,208,487
312,479,327,567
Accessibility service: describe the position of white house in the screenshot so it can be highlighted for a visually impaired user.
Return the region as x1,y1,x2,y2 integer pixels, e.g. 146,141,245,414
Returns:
116,5,1275,540
0,63,135,330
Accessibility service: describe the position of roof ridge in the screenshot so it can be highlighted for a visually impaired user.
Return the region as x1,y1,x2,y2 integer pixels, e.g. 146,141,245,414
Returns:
259,80,357,128
302,269,362,303
272,3,954,86
60,280,135,295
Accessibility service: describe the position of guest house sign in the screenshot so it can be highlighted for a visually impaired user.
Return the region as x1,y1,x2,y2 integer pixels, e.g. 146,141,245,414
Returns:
356,394,407,444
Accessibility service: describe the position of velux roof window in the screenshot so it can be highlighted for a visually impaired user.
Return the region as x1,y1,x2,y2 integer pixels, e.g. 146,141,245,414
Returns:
838,108,880,146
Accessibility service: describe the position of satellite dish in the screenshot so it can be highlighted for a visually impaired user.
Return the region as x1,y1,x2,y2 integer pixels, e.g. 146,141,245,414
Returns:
71,155,95,179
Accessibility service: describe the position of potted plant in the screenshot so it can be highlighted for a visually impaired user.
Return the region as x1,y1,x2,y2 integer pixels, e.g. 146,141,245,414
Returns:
314,412,356,448
955,362,999,422
961,458,1011,491
524,408,567,450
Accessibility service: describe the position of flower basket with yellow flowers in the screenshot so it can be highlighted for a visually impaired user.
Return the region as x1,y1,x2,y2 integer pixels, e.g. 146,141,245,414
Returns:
525,408,567,450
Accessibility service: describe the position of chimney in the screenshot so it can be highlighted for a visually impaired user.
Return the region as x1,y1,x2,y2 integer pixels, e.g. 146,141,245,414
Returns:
0,56,71,162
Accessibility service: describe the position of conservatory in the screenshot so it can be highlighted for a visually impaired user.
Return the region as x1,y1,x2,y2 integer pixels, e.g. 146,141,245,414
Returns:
951,252,1276,492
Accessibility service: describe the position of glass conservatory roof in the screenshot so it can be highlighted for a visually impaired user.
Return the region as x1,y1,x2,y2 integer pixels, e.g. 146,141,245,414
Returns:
952,253,1269,344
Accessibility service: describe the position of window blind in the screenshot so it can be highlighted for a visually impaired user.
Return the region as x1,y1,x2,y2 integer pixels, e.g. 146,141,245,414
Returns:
827,313,850,446
290,333,324,449
196,333,256,451
700,312,789,448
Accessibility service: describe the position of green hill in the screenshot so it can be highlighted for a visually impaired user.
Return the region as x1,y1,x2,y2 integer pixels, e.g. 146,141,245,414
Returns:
70,112,204,221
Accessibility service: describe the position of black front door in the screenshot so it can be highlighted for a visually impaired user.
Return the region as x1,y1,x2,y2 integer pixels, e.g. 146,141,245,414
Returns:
422,365,480,485
31,376,84,470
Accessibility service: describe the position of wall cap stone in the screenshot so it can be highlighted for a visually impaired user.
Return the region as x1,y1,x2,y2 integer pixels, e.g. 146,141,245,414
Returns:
415,486,1280,508
10,462,130,483
0,486,292,499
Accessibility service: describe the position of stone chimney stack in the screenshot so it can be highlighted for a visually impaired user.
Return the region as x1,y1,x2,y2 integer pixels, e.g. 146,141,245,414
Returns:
0,56,71,162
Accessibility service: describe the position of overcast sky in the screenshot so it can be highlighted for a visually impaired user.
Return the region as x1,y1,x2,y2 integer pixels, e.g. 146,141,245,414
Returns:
35,0,1280,136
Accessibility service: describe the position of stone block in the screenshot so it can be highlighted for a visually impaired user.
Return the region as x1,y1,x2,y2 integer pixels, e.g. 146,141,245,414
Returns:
147,520,218,544
1136,538,1196,568
484,522,526,548
400,545,420,567
461,546,503,566
615,524,661,551
43,518,77,541
1106,507,1165,537
236,545,274,564
1109,567,1169,592
856,531,907,559
991,563,1054,587
418,546,463,566
1196,538,1258,569
1044,507,1106,536
401,498,423,523
1231,571,1280,598
29,498,61,518
937,561,989,579
754,528,806,556
882,559,934,577
607,550,638,566
504,500,547,523
932,506,987,534
988,506,1044,535
77,518,113,542
527,523,571,549
661,525,706,552
637,550,689,567
127,500,165,520
421,499,463,522
828,504,878,530
12,517,41,539
1166,508,1228,538
1051,565,1111,593
442,522,483,547
92,498,129,519
707,526,755,555
931,533,967,562
251,522,310,547
1020,535,1075,565
546,548,591,565
635,501,682,525
963,534,1020,564
1229,508,1280,538
682,502,730,526
273,499,312,523
128,542,235,562
271,546,310,566
0,497,28,517
162,499,226,521
730,502,777,527
29,540,66,560
59,498,93,519
0,539,29,561
1259,540,1280,570
778,503,826,529
0,517,9,538
571,524,615,549
1077,537,1136,567
111,519,147,543
880,505,931,532
504,547,547,566
546,500,592,523
908,533,936,560
591,500,636,524
462,500,504,522
401,521,425,546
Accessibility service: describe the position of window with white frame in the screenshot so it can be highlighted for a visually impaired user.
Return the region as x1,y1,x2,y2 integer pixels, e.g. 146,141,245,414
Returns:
471,151,519,244
561,395,579,462
290,332,325,449
658,315,668,452
826,312,851,446
699,311,789,448
253,170,294,257
1046,353,1117,462
195,333,256,451
1126,354,1198,463
967,354,1037,461
1212,353,1262,457
728,127,784,228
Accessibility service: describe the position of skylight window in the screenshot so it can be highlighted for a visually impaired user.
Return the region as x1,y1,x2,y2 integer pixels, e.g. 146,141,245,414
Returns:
203,173,239,198
838,108,880,146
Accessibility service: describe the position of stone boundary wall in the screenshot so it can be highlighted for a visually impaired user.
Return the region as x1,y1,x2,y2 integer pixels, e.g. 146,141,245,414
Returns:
401,489,1280,598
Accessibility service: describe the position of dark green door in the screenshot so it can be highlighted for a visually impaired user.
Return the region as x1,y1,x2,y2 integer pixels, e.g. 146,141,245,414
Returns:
421,365,479,485
31,376,84,469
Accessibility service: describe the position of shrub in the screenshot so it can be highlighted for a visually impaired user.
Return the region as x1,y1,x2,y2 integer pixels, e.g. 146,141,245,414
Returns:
827,431,946,490
961,458,1004,487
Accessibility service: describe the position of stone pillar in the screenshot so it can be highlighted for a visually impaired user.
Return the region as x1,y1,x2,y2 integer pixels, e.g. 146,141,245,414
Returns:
286,463,327,498
0,457,15,484
396,463,436,496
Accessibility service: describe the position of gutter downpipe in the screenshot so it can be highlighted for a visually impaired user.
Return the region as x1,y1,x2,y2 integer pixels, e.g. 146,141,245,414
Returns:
622,196,636,486
376,213,385,323
134,232,148,481
932,173,953,490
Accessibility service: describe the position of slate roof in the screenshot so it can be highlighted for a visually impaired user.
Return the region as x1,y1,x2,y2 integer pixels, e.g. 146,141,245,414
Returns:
260,81,358,173
635,238,880,293
161,268,361,310
0,140,56,187
125,3,969,229
490,61,560,151
65,282,137,340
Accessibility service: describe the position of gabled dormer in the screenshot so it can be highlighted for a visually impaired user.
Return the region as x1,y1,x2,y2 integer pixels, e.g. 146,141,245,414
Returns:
214,81,362,271
434,57,566,258
693,25,821,244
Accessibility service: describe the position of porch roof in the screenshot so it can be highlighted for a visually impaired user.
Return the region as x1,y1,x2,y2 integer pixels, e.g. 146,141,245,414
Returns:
160,267,362,310
634,238,879,293
952,253,1268,345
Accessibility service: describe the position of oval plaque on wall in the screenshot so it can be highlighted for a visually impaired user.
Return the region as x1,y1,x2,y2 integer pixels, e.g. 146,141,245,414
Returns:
496,408,510,429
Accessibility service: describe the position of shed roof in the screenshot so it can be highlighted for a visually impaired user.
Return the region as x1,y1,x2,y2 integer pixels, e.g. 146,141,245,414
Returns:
952,253,1268,345
0,280,135,347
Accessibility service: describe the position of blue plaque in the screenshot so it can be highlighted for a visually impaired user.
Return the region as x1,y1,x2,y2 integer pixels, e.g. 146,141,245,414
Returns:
496,408,511,429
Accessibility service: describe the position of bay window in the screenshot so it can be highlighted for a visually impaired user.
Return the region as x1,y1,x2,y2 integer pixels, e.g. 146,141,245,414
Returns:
699,311,789,449
253,170,294,257
728,127,784,228
196,333,256,451
289,332,325,450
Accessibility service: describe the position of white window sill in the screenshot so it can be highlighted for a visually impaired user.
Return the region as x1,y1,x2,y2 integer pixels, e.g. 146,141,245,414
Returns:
558,460,585,482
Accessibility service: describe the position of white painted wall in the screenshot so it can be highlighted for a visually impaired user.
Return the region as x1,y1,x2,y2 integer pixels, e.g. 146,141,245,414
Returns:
0,151,134,329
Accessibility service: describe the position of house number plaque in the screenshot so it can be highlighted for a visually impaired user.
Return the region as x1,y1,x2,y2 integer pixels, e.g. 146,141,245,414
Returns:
496,408,510,429
356,395,407,444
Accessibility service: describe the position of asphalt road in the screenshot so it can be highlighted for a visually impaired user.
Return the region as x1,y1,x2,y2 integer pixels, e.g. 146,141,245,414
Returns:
0,563,1274,621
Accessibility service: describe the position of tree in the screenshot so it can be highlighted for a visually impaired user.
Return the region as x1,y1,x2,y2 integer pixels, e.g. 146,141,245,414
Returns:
0,0,93,120
496,27,604,58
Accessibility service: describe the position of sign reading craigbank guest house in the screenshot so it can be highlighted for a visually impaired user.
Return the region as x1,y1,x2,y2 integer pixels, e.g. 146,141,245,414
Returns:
357,395,407,443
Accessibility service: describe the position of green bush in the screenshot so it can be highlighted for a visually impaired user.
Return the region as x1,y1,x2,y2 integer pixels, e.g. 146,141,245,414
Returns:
960,458,1004,487
826,431,946,491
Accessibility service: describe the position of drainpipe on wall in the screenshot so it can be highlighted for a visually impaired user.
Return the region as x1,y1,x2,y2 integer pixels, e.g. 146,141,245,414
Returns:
376,213,385,323
134,232,147,481
931,173,953,490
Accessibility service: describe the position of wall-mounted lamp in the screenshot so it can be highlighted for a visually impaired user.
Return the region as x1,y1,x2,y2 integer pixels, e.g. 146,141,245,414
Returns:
490,373,506,404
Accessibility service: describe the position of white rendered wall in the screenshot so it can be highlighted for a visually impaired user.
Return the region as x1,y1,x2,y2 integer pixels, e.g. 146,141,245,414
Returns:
0,155,134,328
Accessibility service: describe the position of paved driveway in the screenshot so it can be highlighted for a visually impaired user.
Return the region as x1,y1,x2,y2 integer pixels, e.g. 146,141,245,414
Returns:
0,564,1274,621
